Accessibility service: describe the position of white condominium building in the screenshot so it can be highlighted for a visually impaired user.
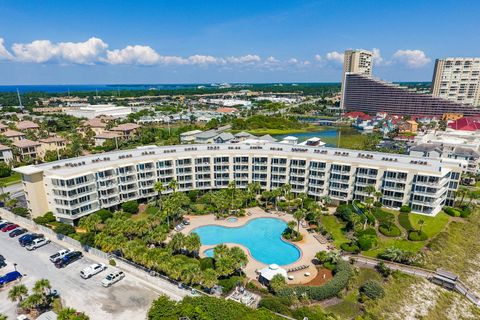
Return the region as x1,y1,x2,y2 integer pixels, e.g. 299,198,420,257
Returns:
15,143,465,224
341,49,373,109
432,58,480,106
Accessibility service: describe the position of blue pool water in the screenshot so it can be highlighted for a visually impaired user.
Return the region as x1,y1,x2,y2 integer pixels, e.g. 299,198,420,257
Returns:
227,217,238,222
193,218,300,266
204,248,215,257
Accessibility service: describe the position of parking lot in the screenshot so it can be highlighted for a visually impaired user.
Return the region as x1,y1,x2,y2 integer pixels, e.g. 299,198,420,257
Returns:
0,229,183,320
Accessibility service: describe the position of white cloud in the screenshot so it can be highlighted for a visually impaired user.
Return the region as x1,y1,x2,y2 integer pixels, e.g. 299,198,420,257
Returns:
314,54,322,62
265,56,279,64
106,45,160,65
288,58,299,64
12,37,107,64
226,54,261,64
325,51,344,63
0,38,13,60
187,55,223,65
393,49,431,68
372,48,384,65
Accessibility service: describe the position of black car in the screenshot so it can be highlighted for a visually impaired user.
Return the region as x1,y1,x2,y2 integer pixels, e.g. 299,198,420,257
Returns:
0,259,6,269
18,233,44,247
9,228,27,238
55,251,82,268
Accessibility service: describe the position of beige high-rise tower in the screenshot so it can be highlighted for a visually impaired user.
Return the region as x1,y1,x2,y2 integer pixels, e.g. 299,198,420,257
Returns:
432,58,480,107
340,49,373,109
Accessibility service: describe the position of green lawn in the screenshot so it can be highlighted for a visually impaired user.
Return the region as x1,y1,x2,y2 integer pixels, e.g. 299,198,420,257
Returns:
0,172,21,186
321,215,349,248
245,125,320,136
409,211,450,238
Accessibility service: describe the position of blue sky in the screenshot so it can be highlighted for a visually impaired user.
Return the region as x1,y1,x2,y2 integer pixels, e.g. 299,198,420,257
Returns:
0,0,479,84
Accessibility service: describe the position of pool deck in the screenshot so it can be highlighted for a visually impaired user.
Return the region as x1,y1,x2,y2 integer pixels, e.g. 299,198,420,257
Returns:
181,207,328,285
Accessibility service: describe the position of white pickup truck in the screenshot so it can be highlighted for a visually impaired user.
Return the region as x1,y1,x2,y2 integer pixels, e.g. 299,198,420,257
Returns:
101,270,125,287
49,249,72,263
25,238,50,251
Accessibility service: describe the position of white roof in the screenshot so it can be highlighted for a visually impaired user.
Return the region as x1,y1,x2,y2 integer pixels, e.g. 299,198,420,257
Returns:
37,311,58,320
283,136,298,141
259,264,288,281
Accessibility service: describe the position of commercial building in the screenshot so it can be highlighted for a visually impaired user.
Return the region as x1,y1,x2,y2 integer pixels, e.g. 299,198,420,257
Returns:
15,142,464,223
340,49,373,109
64,104,132,119
432,58,480,106
342,74,480,116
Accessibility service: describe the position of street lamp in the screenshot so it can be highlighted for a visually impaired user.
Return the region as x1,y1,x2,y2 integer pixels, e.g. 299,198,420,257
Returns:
13,263,17,271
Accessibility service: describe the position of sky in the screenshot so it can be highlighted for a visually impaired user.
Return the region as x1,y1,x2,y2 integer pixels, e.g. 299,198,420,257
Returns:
0,0,479,85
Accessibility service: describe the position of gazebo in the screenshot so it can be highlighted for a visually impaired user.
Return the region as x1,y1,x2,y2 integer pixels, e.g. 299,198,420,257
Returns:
258,264,288,286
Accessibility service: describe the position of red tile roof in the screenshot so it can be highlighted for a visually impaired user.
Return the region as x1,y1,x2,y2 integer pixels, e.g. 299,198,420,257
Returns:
448,117,480,131
344,111,367,118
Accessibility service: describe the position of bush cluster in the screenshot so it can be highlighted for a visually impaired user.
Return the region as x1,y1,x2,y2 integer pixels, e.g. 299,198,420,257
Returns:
341,242,360,253
360,280,385,300
33,211,56,225
400,205,411,213
408,230,428,241
373,208,395,224
378,224,401,237
278,261,354,301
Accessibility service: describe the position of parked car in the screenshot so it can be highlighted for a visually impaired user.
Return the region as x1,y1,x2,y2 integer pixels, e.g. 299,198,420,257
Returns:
18,233,43,247
0,271,23,287
0,259,6,269
49,249,72,263
101,270,124,287
80,263,107,279
0,222,11,230
9,228,27,238
55,251,82,268
2,223,19,232
26,238,50,251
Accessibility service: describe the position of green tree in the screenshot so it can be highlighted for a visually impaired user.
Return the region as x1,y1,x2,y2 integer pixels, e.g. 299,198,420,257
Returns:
154,181,165,209
8,284,28,304
184,233,201,256
79,213,102,234
58,307,90,320
293,209,305,234
121,200,139,214
269,274,287,294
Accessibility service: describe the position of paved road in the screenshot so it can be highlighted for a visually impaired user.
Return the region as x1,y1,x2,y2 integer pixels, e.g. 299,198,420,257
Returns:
0,230,180,320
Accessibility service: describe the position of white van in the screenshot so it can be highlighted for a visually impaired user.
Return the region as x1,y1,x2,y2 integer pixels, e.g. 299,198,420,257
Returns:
26,238,50,251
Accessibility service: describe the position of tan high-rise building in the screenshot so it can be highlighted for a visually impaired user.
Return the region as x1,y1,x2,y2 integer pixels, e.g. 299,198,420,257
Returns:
432,58,480,107
340,49,373,109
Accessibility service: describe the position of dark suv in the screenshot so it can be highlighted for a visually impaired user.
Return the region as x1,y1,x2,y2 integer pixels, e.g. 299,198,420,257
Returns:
18,233,44,247
55,251,83,268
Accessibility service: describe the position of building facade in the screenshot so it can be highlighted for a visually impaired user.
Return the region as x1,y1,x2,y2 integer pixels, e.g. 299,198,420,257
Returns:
432,58,480,107
341,49,373,110
343,74,480,116
15,143,464,224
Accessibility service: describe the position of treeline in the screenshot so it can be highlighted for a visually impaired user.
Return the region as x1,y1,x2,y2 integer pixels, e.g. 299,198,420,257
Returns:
232,115,303,130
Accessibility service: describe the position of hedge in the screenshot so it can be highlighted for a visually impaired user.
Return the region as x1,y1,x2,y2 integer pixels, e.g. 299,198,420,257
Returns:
443,206,461,217
408,230,428,241
341,242,360,253
373,208,395,224
285,260,354,301
400,205,411,213
398,213,414,231
378,224,401,237
258,297,292,315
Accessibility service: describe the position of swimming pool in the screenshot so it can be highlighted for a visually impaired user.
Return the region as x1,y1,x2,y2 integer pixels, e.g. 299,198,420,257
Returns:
193,218,301,266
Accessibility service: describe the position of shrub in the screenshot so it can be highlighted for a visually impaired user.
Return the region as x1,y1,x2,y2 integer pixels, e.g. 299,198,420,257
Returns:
378,224,401,237
218,276,244,294
78,232,95,247
378,247,419,265
443,206,461,217
109,259,116,266
258,297,292,315
373,208,395,224
375,261,392,278
408,230,428,241
323,261,337,271
0,162,12,178
373,201,383,208
284,260,354,301
315,251,328,263
400,205,411,213
398,213,413,231
55,223,76,235
360,280,385,300
121,200,139,214
355,227,377,237
12,207,30,217
199,257,215,270
341,242,360,253
460,207,472,218
33,211,56,225
95,209,113,222
357,234,377,251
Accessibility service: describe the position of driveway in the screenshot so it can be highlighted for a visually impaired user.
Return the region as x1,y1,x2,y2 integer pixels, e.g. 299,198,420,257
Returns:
0,231,172,320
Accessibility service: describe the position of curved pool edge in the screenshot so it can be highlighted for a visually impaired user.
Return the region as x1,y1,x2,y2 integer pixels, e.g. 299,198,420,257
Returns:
191,217,303,267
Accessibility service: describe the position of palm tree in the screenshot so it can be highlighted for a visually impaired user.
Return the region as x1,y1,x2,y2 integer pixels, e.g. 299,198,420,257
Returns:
169,232,186,253
293,209,305,234
320,195,332,207
154,181,165,209
20,293,43,313
417,219,425,233
0,313,8,320
201,269,218,289
33,278,51,296
271,188,282,211
457,186,469,206
58,307,89,320
168,179,178,194
467,189,480,207
287,220,297,233
79,214,101,234
184,233,201,256
8,284,28,304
